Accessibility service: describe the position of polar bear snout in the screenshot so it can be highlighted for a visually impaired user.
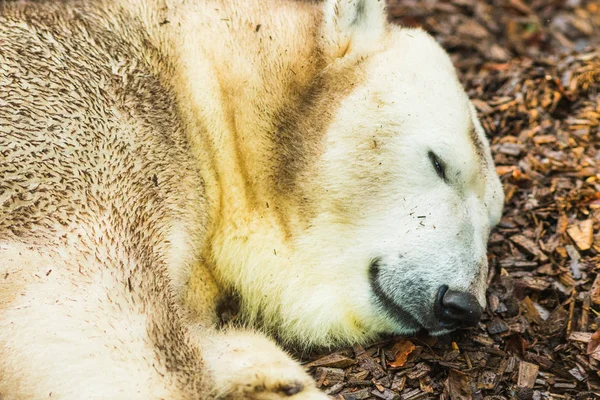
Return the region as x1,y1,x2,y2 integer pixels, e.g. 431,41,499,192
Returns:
368,254,487,336
433,285,483,329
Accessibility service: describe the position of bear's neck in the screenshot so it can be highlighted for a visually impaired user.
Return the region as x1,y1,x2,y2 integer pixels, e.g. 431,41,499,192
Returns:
114,0,373,345
161,0,322,214
153,0,330,271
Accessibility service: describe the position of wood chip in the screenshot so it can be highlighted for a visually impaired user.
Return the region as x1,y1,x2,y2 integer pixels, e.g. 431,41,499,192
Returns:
315,367,345,387
509,234,548,261
406,362,431,380
517,361,539,388
444,369,473,400
325,382,345,395
587,330,600,362
568,331,593,343
400,388,422,400
418,376,434,394
591,274,600,305
487,318,510,335
566,219,594,251
568,367,587,382
477,370,498,390
309,3,600,396
306,354,356,369
358,356,386,379
521,296,544,325
341,388,371,400
519,276,551,291
371,388,400,400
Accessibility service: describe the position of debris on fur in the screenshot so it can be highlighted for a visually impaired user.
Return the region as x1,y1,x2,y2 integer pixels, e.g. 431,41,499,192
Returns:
307,0,600,399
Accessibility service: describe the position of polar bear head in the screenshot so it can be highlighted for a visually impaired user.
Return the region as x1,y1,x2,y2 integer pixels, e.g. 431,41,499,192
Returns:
214,0,504,348
299,0,505,338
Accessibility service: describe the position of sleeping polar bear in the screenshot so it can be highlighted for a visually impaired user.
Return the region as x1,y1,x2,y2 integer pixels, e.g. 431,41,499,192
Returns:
0,0,504,398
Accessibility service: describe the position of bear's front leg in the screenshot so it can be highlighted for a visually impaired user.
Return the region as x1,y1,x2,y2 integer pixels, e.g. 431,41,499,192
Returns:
199,330,328,400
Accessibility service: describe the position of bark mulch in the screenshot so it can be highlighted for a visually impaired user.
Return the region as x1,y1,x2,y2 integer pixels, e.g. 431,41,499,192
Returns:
307,1,600,399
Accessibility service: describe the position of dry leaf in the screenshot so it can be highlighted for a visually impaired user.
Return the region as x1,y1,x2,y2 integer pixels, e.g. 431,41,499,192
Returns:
496,165,517,175
511,168,529,182
387,339,415,368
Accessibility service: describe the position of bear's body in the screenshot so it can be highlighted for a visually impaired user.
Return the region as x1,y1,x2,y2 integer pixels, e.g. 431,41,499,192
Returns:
0,0,503,398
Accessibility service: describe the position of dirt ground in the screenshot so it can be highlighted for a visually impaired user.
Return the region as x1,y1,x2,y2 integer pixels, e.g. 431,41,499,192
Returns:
307,1,600,399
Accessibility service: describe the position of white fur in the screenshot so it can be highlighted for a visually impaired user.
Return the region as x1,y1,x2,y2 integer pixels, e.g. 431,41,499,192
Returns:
0,243,178,399
199,19,504,346
0,0,503,397
321,0,387,58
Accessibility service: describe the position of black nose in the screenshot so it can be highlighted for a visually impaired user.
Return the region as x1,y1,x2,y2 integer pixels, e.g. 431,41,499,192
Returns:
434,285,483,328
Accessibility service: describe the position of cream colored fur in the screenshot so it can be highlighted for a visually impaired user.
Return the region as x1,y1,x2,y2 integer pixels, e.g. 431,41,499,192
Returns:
0,0,503,398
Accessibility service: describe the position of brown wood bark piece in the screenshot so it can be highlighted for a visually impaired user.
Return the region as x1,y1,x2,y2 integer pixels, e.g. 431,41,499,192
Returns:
517,361,539,388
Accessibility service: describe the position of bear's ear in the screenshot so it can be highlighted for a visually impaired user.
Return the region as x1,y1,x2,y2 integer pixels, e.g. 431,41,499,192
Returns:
320,0,387,60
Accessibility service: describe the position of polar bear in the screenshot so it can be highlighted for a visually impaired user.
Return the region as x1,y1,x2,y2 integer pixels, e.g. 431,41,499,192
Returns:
0,0,504,399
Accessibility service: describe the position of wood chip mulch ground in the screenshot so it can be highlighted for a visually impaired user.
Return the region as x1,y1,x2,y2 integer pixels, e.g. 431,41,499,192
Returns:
307,1,600,399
